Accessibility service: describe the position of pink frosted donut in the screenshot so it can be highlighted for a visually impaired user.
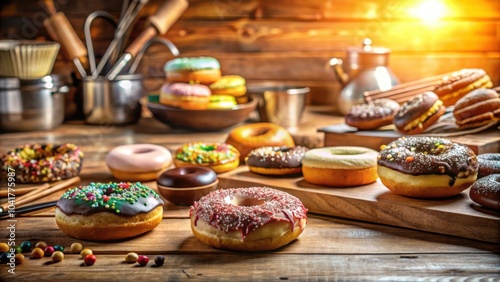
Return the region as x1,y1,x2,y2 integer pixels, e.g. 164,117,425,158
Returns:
105,144,172,182
190,187,307,251
159,82,211,109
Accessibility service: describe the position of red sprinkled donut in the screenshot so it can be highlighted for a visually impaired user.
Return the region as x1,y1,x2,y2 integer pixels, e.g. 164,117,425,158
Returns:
190,187,307,251
1,144,83,183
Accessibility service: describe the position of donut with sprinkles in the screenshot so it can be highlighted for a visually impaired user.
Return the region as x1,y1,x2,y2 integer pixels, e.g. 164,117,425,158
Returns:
245,146,308,176
55,182,164,241
173,142,240,173
190,187,307,251
1,143,83,183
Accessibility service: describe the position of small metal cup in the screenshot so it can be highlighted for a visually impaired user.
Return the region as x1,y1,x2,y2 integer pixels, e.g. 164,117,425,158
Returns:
249,85,310,128
83,74,143,125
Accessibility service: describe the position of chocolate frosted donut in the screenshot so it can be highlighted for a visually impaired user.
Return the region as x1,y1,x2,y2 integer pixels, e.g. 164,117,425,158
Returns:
345,98,400,130
469,174,500,211
158,167,217,188
245,146,308,175
55,182,164,241
477,153,500,178
377,137,478,198
453,89,500,129
393,92,446,135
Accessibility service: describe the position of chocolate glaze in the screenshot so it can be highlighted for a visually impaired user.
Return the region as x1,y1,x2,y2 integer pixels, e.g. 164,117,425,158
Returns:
393,92,439,129
158,166,217,188
56,182,164,216
469,174,500,211
377,137,478,186
346,98,400,121
245,146,308,169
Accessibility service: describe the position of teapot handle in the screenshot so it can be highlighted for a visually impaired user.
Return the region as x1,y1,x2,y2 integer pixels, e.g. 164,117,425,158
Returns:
328,58,349,86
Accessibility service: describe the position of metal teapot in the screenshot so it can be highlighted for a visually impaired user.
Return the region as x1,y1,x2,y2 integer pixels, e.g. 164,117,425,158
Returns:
329,38,399,115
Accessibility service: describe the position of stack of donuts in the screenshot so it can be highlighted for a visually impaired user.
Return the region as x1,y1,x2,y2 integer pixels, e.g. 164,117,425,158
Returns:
345,68,500,133
159,56,250,110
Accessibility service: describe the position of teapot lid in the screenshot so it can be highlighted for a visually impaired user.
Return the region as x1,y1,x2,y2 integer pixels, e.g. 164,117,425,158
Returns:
347,38,391,55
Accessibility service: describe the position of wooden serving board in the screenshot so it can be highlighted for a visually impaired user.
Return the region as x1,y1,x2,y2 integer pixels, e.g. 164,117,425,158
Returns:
319,124,500,154
218,166,500,243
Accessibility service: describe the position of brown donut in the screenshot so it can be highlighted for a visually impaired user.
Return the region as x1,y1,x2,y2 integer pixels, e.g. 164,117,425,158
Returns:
469,174,500,211
393,92,446,135
453,89,500,129
477,153,500,179
245,146,308,175
345,98,400,130
377,136,478,198
158,166,217,188
434,69,493,106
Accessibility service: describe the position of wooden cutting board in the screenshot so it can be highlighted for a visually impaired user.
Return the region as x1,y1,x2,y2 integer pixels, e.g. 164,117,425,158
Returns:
218,166,500,243
319,124,500,154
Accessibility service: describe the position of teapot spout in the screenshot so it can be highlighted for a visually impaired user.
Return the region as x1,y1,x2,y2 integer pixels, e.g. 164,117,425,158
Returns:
328,58,349,86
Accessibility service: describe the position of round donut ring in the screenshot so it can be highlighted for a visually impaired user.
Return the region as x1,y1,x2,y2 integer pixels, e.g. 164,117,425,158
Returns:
469,174,500,211
105,144,172,182
302,146,379,187
1,143,83,183
190,187,307,251
158,166,217,188
226,122,295,162
245,146,308,175
477,153,500,179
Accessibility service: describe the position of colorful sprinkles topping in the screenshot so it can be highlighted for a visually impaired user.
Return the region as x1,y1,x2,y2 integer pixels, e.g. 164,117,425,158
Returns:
1,143,83,183
175,142,239,164
57,182,163,216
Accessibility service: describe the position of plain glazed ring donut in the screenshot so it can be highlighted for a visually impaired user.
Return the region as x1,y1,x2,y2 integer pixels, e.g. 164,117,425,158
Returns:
377,137,478,198
105,144,173,182
225,122,295,162
477,153,500,179
190,187,307,251
301,146,379,187
469,174,500,211
55,182,164,241
245,146,308,176
1,143,83,183
173,142,239,174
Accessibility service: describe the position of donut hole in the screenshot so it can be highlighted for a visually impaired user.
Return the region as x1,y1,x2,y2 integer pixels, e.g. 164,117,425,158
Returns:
132,148,155,154
330,148,365,156
252,128,271,137
225,195,265,207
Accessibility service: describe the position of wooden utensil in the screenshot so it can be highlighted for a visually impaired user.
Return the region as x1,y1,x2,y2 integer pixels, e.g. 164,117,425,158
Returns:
42,0,88,77
106,0,188,80
0,176,80,213
0,183,49,198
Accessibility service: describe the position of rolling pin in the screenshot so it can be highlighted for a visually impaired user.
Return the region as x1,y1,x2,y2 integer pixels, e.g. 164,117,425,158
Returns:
106,0,188,80
42,0,88,77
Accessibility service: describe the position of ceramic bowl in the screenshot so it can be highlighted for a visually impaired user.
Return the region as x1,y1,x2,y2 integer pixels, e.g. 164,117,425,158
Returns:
157,179,218,205
147,95,257,131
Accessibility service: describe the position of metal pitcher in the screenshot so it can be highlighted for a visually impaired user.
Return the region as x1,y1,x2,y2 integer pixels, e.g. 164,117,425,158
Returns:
329,38,399,115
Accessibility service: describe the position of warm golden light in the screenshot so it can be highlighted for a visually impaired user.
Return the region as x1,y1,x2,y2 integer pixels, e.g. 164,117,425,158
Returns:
410,0,447,24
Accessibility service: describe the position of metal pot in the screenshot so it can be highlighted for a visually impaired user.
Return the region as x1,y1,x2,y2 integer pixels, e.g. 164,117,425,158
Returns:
0,75,69,132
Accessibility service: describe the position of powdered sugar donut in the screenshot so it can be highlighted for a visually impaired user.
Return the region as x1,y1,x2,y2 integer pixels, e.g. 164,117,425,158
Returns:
106,144,172,182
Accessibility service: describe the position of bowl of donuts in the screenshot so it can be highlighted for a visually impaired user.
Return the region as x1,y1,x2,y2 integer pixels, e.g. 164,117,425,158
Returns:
345,68,500,136
147,56,257,131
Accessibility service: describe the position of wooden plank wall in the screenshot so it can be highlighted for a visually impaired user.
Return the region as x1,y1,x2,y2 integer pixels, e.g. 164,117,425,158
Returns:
1,0,499,111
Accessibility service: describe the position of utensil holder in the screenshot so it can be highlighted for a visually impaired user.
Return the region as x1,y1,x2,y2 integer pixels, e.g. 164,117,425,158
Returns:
83,74,143,125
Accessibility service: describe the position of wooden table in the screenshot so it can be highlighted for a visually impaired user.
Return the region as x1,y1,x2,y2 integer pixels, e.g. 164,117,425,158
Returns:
1,113,499,281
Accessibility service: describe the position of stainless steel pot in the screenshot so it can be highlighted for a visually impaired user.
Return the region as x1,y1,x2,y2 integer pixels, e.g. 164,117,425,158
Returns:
0,75,69,132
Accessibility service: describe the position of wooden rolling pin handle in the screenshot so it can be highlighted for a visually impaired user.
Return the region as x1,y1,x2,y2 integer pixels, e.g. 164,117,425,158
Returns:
148,0,189,35
125,26,158,57
44,12,87,60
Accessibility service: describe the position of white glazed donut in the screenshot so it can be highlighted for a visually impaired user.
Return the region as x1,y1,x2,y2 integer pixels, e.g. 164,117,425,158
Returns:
302,146,379,187
105,144,173,182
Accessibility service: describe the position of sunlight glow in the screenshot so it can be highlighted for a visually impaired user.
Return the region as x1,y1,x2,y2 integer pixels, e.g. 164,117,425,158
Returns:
410,0,447,24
